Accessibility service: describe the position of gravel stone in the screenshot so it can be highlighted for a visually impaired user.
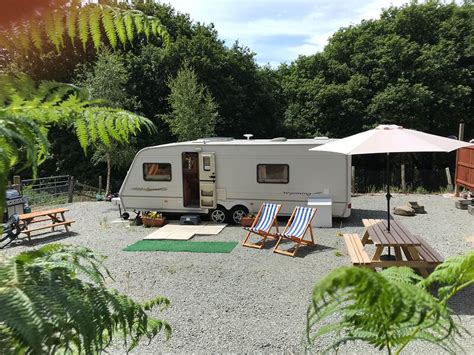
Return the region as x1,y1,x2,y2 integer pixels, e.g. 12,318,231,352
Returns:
2,193,473,354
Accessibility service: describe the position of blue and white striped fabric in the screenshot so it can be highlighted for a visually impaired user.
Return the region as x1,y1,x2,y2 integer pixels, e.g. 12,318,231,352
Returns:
250,203,280,232
282,207,315,238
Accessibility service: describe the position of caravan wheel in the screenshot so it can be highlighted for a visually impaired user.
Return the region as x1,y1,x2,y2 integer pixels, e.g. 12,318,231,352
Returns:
209,205,228,223
230,205,249,225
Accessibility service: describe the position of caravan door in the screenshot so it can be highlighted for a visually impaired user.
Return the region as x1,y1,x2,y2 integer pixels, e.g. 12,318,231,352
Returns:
199,153,216,209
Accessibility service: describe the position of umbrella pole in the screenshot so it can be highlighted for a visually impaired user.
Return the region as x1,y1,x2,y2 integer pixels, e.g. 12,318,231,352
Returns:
386,153,392,256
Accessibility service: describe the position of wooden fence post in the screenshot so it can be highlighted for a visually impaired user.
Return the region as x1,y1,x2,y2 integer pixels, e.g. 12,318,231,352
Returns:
68,176,75,203
445,167,453,192
401,164,406,193
13,175,21,193
98,176,102,195
351,166,355,194
454,122,465,197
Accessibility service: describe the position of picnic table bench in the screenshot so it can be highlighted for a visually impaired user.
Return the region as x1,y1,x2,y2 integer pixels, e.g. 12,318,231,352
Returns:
343,218,443,277
19,208,75,242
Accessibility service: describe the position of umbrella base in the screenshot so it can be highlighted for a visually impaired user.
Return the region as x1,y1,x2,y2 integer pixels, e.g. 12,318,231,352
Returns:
380,254,397,261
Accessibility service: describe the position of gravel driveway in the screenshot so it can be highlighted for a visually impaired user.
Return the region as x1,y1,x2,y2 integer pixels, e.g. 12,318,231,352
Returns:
3,194,473,354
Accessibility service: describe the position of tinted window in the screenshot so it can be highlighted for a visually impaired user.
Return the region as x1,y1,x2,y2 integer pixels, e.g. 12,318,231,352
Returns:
257,164,289,184
143,163,172,181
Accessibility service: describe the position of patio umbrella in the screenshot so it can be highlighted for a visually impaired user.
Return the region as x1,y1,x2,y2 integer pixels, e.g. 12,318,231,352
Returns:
310,124,473,234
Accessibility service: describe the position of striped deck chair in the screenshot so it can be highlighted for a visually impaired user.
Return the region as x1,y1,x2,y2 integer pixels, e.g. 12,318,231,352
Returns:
273,206,317,257
242,203,282,249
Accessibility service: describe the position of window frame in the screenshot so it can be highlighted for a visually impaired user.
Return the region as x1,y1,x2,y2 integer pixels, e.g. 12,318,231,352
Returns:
142,163,172,182
256,164,289,184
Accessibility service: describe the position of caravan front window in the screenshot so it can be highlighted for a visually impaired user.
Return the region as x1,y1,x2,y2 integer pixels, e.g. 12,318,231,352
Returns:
143,163,172,181
257,164,289,184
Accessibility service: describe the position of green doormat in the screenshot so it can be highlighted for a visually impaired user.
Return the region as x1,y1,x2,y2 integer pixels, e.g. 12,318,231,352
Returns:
123,240,238,253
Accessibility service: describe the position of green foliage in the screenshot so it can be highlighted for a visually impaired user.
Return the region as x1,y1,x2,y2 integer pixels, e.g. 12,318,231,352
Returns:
0,1,170,54
0,243,171,354
278,1,473,138
307,251,474,354
162,64,219,141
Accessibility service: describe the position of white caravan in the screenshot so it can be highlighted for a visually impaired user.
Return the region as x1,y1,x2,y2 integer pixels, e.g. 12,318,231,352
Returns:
119,137,352,223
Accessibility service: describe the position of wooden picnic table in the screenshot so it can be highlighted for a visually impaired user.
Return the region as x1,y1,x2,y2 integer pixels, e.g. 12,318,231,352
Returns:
360,219,443,277
19,208,75,242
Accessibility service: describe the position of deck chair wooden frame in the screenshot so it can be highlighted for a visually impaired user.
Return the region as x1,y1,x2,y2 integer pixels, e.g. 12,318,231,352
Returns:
242,203,282,249
273,207,317,257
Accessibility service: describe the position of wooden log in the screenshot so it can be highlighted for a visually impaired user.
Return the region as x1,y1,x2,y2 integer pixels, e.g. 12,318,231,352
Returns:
445,167,453,192
454,122,465,197
13,175,21,193
401,164,406,193
68,176,75,203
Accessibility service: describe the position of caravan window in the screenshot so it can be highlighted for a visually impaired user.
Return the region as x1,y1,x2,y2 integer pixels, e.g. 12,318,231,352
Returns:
257,164,289,184
143,163,172,181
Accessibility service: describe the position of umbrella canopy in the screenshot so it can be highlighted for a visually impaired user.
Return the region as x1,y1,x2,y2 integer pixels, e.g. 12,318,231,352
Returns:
309,124,472,155
310,124,473,247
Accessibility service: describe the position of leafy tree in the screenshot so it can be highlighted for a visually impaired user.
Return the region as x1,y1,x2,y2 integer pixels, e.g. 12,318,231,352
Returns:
0,243,170,353
74,49,145,194
162,64,218,141
307,251,474,354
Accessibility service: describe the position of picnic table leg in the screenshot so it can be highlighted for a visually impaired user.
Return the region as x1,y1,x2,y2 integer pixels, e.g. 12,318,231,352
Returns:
60,212,70,235
406,246,429,277
361,229,370,245
394,246,403,261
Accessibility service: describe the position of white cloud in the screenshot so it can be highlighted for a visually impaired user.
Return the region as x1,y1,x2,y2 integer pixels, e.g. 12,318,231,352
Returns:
164,0,439,65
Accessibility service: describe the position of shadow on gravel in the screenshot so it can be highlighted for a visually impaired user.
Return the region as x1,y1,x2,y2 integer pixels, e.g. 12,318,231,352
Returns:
336,208,390,227
448,285,474,316
4,231,80,249
272,243,334,258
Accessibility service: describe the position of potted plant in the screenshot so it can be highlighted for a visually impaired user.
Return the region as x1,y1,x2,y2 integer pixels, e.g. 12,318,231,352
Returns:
241,213,256,227
142,211,168,227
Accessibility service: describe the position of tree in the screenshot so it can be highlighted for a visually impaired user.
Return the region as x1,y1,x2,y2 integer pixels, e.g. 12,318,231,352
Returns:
0,243,171,353
162,64,218,141
74,49,144,195
0,1,170,351
307,251,474,354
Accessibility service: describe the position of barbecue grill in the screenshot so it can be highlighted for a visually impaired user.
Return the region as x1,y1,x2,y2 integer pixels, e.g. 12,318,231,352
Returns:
4,189,27,222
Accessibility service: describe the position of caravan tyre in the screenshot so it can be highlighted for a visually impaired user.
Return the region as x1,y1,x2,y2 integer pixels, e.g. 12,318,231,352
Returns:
209,205,228,223
230,205,249,225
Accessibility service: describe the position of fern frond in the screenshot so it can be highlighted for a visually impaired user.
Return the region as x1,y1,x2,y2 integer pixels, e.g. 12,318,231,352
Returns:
89,5,102,51
29,22,43,53
101,7,117,49
0,244,170,353
306,266,461,353
77,6,90,51
53,11,65,48
113,10,127,48
124,13,135,45
44,12,60,52
66,5,78,47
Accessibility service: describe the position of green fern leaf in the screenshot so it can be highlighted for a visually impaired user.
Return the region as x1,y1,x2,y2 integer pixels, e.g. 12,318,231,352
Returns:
133,14,144,35
74,116,89,153
29,23,43,52
101,7,117,49
89,5,102,50
44,13,61,52
124,13,135,45
77,6,89,51
66,5,78,46
113,11,127,48
53,11,65,48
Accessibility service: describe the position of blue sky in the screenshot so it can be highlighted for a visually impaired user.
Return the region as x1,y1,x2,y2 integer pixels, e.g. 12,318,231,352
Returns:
166,0,409,66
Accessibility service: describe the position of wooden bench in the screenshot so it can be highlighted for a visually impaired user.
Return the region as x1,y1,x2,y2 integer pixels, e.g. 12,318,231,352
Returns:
19,208,75,241
343,233,371,266
414,235,444,265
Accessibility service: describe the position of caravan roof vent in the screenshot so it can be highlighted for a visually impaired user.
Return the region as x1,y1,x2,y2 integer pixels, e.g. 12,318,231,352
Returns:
271,137,287,142
198,137,234,142
314,136,329,140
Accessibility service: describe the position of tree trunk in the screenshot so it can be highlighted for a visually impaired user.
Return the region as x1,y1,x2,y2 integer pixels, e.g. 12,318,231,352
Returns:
106,151,112,196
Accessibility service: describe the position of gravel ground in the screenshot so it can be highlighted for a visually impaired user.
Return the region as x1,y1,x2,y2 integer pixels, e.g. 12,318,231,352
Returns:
2,194,473,354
